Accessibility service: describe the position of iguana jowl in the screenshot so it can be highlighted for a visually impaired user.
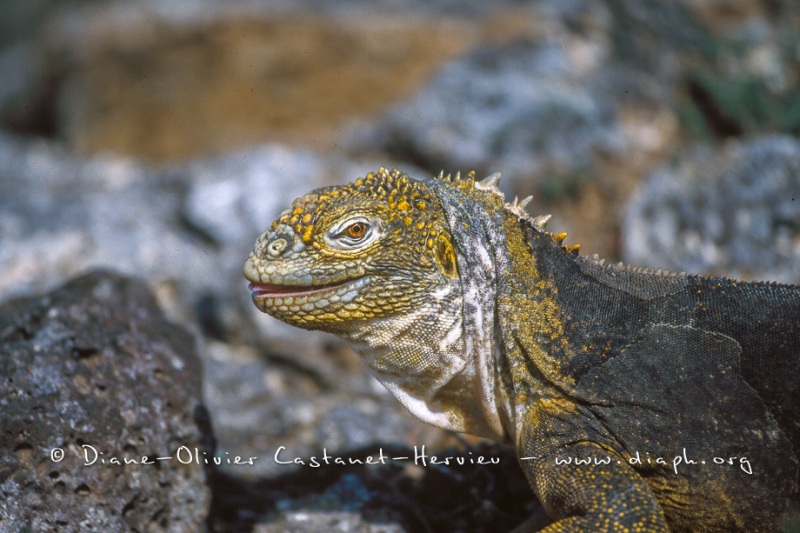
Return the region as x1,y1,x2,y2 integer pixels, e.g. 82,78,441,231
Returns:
244,168,800,532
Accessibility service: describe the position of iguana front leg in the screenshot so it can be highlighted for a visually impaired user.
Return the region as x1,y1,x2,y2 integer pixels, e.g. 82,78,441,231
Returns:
519,440,669,532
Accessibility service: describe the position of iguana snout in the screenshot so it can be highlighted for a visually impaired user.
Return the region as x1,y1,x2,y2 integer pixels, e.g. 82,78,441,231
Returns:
244,215,373,330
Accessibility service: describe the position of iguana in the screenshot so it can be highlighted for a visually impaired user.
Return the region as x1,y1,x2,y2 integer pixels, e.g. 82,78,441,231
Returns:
243,167,800,532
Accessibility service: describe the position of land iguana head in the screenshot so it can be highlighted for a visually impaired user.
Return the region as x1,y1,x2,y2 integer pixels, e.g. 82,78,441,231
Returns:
243,167,547,439
244,167,459,332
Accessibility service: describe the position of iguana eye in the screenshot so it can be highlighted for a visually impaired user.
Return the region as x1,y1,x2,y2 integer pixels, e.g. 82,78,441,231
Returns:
346,222,367,239
326,216,380,251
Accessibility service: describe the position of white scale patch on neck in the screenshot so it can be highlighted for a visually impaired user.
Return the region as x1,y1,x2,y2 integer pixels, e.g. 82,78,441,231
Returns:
423,179,513,440
343,279,474,432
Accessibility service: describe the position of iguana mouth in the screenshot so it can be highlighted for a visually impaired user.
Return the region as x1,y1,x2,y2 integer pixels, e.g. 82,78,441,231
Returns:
248,280,354,299
248,277,370,319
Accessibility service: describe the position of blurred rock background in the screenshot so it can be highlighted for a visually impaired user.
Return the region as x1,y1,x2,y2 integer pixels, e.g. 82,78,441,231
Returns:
1,0,798,531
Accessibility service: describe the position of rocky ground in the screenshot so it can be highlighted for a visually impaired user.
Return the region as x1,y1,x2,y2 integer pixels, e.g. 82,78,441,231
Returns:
0,271,210,531
1,0,798,531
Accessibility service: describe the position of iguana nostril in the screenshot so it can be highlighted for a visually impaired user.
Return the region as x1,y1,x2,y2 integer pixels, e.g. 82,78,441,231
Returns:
267,238,288,257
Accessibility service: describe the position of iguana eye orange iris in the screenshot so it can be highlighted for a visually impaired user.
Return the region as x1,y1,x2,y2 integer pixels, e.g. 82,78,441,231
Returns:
346,222,367,239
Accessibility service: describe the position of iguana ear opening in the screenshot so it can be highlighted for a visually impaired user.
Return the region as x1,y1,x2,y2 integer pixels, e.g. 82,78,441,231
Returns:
435,233,459,278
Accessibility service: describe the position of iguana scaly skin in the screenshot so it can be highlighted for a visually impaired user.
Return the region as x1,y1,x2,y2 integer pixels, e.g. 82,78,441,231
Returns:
244,168,800,532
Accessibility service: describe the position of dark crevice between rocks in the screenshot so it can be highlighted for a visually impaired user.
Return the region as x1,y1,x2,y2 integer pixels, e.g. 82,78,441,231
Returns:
152,506,168,527
258,348,333,392
70,346,100,361
13,443,33,468
178,211,222,251
2,326,35,343
204,437,536,533
121,497,137,517
685,77,745,139
195,293,228,342
0,69,63,140
762,0,786,18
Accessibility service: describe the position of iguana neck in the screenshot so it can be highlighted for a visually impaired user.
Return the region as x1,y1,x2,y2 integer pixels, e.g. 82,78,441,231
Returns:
430,178,585,445
337,179,512,441
341,294,506,440
427,179,524,443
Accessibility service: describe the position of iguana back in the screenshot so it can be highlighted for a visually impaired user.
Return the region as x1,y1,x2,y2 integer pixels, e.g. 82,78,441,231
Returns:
519,229,800,530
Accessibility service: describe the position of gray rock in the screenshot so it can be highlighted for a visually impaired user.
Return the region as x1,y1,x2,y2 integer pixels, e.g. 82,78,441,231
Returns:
0,132,442,484
624,135,800,283
208,442,534,532
202,339,445,480
255,474,405,533
356,36,627,184
0,133,204,310
0,270,210,531
346,0,685,198
0,132,358,335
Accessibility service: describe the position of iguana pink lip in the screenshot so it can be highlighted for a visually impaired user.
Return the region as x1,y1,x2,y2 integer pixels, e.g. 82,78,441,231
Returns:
248,281,351,298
